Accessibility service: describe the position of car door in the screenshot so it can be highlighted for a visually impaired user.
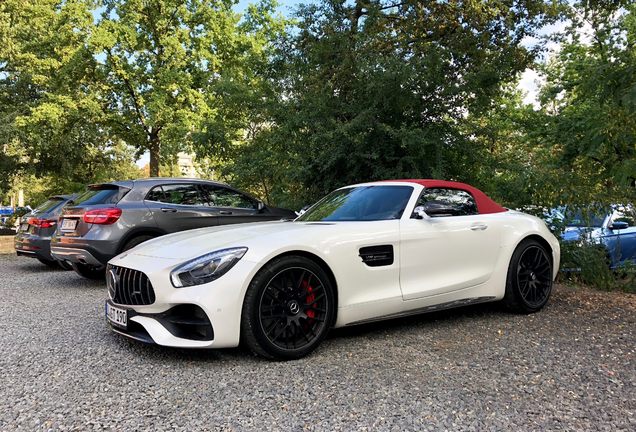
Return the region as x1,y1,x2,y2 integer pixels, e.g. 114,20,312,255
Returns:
399,187,502,300
604,207,636,265
144,183,219,233
200,184,263,225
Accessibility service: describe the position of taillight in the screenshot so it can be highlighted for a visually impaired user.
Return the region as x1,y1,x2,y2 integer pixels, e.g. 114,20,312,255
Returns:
83,208,122,225
28,217,56,229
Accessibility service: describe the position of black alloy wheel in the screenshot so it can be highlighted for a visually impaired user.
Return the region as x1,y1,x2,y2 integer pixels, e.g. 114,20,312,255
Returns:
517,246,553,308
503,239,553,313
241,256,335,360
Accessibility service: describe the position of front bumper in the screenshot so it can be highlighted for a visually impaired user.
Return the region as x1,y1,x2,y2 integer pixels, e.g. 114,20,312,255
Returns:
104,253,259,348
14,233,53,261
106,301,214,346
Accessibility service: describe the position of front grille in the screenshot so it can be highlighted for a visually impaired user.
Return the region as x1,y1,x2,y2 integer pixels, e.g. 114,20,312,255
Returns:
107,264,156,306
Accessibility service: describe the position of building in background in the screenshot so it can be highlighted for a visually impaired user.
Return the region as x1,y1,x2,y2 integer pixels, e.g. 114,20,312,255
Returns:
177,152,197,178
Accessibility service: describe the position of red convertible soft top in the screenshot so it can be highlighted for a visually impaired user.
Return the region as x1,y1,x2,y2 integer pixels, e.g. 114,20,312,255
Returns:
388,179,508,215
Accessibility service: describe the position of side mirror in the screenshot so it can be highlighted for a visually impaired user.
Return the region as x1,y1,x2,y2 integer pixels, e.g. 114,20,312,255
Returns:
412,206,429,220
296,205,310,217
609,221,629,231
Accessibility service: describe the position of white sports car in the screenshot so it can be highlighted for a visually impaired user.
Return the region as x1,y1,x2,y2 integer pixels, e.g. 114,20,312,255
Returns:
105,180,560,359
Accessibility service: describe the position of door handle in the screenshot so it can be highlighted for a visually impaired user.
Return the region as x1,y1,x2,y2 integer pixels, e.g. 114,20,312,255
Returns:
161,208,177,213
470,223,488,231
219,210,233,215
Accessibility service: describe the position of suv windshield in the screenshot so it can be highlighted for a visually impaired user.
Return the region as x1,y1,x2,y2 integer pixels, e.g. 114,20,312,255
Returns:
73,186,128,206
298,185,413,222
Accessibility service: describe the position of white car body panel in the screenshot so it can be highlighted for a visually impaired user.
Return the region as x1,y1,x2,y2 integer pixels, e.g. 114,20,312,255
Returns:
107,182,560,349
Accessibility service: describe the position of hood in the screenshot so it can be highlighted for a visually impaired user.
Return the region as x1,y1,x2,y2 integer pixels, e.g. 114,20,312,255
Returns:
126,221,318,260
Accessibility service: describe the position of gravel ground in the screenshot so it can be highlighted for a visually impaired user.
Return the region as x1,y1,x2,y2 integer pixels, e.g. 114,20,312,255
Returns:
0,254,634,431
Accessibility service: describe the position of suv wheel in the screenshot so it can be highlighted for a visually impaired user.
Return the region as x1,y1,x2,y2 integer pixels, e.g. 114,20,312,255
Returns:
37,257,60,268
72,263,106,280
122,235,155,252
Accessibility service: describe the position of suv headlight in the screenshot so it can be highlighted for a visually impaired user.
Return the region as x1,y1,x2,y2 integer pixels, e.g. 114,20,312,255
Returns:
170,247,248,288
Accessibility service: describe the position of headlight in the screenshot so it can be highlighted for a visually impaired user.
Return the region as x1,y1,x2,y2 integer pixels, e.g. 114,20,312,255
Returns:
170,247,248,288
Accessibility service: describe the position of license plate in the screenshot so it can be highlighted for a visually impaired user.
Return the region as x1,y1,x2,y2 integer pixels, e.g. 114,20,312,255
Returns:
60,218,77,231
106,302,128,328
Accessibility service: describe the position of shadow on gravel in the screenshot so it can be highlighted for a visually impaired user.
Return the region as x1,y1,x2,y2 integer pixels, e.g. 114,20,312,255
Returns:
13,260,67,273
329,302,507,342
111,335,250,363
59,276,105,289
100,303,514,364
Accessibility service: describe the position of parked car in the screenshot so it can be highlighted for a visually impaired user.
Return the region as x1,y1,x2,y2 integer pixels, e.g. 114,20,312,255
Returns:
51,178,297,280
14,195,76,269
104,179,560,360
554,205,636,268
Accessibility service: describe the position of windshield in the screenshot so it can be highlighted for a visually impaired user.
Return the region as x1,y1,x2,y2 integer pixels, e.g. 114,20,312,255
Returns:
564,209,606,228
297,185,413,222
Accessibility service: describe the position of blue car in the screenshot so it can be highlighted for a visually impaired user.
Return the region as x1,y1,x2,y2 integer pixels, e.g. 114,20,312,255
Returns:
553,206,636,268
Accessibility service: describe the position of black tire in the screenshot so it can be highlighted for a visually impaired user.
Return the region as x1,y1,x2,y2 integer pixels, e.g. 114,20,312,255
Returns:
503,239,553,313
121,235,155,252
72,262,106,280
57,260,73,271
241,255,336,360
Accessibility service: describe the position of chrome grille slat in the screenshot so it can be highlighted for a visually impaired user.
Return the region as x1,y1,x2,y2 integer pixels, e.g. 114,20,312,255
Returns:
108,265,155,306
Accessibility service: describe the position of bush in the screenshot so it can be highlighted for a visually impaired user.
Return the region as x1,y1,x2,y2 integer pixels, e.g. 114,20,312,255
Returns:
559,241,635,292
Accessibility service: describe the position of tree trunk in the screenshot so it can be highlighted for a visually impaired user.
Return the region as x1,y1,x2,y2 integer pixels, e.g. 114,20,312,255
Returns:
149,130,160,177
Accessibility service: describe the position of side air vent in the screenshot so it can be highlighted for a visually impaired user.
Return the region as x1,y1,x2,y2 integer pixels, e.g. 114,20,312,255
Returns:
359,245,394,267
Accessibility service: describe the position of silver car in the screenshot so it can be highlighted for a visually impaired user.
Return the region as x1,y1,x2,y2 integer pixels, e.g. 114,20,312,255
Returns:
50,178,297,279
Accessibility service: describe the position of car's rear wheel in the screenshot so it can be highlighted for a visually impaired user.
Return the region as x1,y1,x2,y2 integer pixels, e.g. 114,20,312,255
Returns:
121,235,155,252
37,257,59,268
503,239,553,313
57,260,73,271
71,262,105,280
241,256,335,360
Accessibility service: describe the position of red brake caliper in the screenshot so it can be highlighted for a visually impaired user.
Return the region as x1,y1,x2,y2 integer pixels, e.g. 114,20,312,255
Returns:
305,282,316,319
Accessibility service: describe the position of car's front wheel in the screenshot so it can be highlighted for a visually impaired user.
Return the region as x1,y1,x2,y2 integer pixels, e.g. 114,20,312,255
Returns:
503,239,553,313
241,256,335,360
71,262,105,280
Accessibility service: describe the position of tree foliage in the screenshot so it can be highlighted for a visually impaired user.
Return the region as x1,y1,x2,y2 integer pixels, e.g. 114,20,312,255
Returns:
535,0,636,203
90,0,286,176
218,0,564,207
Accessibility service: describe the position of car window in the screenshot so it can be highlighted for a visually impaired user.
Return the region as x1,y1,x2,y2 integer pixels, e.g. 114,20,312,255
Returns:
611,207,635,227
147,184,208,206
74,186,128,205
201,185,256,209
32,198,65,215
417,188,478,217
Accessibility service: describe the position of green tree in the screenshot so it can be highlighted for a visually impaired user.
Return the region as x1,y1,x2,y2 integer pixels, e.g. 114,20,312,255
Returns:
90,0,286,176
222,0,563,206
536,0,636,203
0,0,143,200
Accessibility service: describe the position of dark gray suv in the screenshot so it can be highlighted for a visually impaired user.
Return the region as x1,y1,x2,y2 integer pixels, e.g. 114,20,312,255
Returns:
50,178,297,279
15,194,76,269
